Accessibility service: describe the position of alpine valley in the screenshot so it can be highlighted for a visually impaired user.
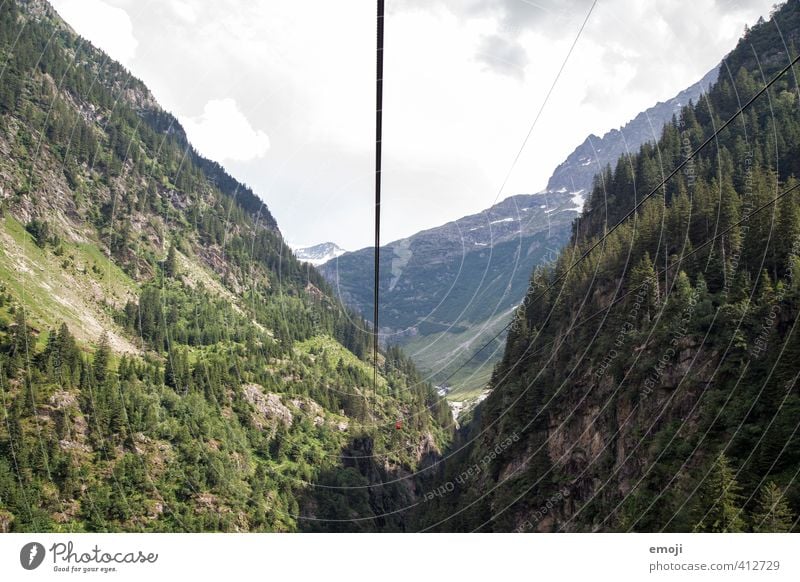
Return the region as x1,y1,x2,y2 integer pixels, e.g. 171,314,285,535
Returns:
319,62,718,405
1,0,799,535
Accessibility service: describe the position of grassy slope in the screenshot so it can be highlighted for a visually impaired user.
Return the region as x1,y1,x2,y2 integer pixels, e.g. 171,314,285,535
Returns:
0,214,137,351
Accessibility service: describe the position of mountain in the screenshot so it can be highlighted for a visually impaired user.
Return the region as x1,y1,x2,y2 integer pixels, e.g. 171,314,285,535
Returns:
546,65,719,194
320,66,719,404
0,0,451,533
293,242,347,266
418,1,800,532
320,190,581,399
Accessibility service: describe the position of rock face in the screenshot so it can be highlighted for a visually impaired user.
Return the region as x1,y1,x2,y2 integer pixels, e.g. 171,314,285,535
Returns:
334,430,442,530
546,65,719,194
526,341,719,532
242,384,293,428
0,510,13,533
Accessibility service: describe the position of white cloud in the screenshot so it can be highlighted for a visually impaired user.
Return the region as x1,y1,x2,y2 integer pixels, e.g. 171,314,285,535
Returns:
476,34,529,79
169,1,197,24
180,98,270,162
50,0,137,66
51,0,776,249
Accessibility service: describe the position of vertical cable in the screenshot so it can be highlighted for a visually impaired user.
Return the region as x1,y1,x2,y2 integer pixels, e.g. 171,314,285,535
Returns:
374,0,384,411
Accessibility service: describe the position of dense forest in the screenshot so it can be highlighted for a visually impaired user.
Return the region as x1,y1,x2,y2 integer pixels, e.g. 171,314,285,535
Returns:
0,0,450,532
419,1,800,532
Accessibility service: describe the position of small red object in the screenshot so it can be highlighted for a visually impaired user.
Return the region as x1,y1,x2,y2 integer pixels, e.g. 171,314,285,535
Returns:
395,420,403,430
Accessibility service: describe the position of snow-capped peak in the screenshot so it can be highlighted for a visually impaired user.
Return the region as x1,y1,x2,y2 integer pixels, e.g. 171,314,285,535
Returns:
293,242,347,266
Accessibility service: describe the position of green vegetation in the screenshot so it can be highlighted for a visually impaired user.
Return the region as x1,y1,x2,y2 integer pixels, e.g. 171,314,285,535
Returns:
402,307,510,401
420,2,800,532
752,481,794,532
0,0,451,532
693,454,746,533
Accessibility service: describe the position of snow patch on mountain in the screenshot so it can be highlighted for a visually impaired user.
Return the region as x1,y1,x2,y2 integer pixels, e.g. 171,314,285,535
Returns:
293,242,347,266
489,217,515,225
569,190,586,212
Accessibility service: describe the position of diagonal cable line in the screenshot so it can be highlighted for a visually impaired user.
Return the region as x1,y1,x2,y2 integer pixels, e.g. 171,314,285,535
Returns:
493,0,598,201
423,176,800,532
427,0,597,385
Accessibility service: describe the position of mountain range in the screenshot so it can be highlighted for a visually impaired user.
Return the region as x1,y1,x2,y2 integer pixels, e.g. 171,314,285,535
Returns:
2,0,799,535
318,62,719,404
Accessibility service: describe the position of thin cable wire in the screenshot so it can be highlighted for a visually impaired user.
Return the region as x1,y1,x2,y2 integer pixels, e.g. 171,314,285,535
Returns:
374,0,385,412
492,0,598,201
417,0,595,387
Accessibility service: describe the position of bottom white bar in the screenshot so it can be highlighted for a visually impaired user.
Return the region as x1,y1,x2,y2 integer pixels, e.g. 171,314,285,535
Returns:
0,533,796,581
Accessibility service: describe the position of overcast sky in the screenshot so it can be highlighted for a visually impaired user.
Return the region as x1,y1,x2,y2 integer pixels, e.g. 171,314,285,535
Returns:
50,0,775,250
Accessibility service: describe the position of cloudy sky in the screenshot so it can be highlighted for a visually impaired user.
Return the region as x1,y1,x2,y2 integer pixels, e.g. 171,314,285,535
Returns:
50,0,775,250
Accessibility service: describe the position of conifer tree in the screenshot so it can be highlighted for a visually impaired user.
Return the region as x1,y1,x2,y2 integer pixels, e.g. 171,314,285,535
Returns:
93,332,111,386
628,252,659,324
165,243,178,279
693,454,745,532
752,481,794,533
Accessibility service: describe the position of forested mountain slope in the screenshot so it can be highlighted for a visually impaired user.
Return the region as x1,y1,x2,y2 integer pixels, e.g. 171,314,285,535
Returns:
0,0,450,533
418,1,800,532
321,65,717,402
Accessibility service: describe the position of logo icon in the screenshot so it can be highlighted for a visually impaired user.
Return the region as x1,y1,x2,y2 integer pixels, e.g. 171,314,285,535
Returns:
20,542,45,570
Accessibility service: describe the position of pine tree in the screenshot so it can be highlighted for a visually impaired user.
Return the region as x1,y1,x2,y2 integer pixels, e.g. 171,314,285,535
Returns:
6,391,26,466
165,243,178,278
693,454,745,532
628,252,659,324
93,332,111,386
9,309,34,365
752,481,794,532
